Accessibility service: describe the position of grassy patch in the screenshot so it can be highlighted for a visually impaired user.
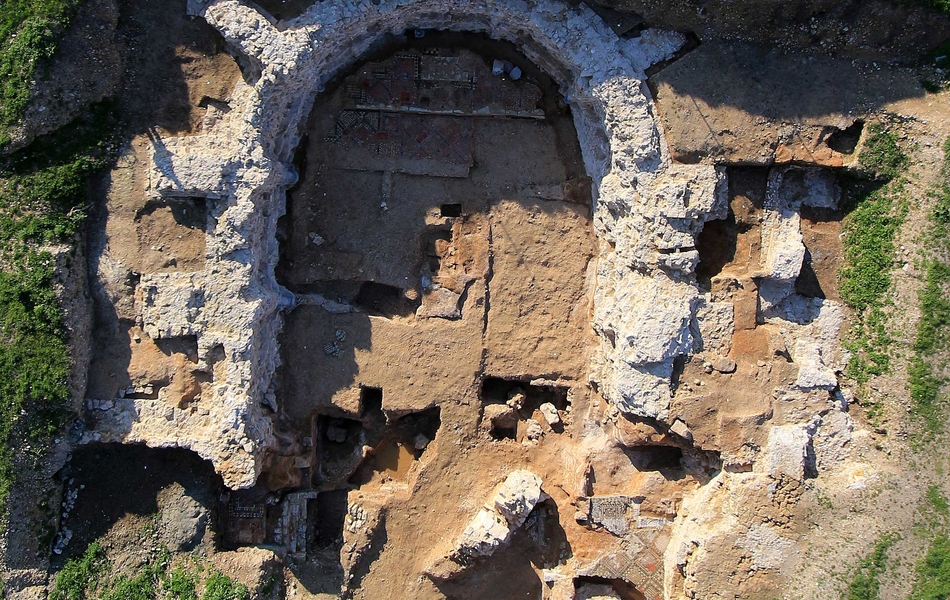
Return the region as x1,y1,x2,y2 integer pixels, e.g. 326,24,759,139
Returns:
167,568,198,600
0,0,85,147
0,106,112,520
858,124,910,181
48,541,107,600
50,541,250,600
911,534,950,600
837,123,920,431
838,123,910,424
839,182,907,315
844,535,896,600
202,572,250,600
926,484,950,517
908,137,950,435
909,0,950,15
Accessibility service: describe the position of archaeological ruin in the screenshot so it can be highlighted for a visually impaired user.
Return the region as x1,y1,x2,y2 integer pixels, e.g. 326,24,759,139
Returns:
2,0,950,598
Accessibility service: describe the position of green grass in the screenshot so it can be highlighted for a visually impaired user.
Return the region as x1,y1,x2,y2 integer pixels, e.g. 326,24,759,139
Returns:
0,0,85,147
926,485,950,516
202,572,250,600
908,137,950,435
911,534,950,600
166,568,198,600
844,536,896,600
908,0,950,15
0,106,112,521
839,184,907,315
48,541,106,600
839,124,911,423
50,541,250,600
858,124,910,182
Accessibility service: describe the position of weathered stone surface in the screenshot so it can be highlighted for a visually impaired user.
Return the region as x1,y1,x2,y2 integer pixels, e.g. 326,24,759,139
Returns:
483,404,518,431
736,523,796,571
68,5,869,599
458,508,510,559
763,425,811,481
427,470,544,578
493,470,543,527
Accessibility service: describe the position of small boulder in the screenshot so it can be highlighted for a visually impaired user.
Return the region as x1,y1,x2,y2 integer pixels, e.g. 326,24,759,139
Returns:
539,402,561,427
524,419,543,443
492,470,543,528
711,356,737,373
484,404,518,430
413,433,430,451
670,419,693,442
506,389,526,410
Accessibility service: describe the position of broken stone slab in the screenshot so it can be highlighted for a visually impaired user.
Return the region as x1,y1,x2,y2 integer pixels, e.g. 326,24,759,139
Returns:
524,419,543,444
607,360,674,421
597,271,698,366
458,508,510,559
760,208,804,282
768,166,841,210
426,470,543,579
539,402,561,427
670,419,692,442
792,339,838,390
693,298,735,354
619,27,686,75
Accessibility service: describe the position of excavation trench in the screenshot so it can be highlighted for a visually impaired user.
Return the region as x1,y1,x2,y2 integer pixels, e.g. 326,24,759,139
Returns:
77,2,734,598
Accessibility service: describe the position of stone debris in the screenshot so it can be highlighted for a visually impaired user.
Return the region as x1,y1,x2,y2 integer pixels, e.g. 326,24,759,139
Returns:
524,419,544,444
492,470,544,528
341,499,386,594
710,356,737,374
483,403,518,432
539,402,561,427
426,470,542,578
506,388,526,411
670,419,692,441
52,481,83,555
412,434,430,451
